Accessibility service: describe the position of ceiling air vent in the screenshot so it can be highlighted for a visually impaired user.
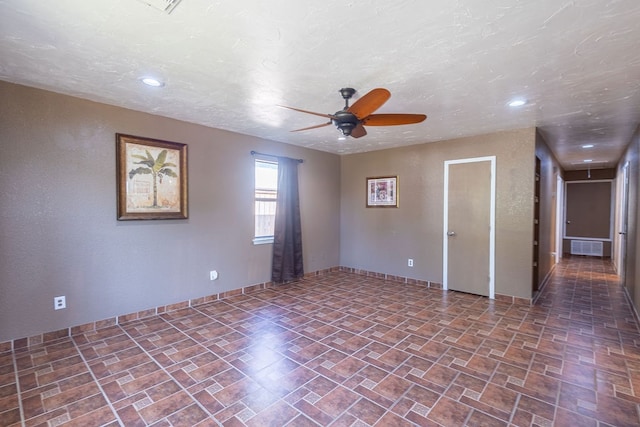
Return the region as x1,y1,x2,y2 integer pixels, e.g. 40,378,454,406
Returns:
137,0,182,14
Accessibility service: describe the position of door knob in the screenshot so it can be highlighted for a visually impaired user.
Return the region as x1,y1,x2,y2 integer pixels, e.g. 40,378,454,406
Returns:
447,231,456,236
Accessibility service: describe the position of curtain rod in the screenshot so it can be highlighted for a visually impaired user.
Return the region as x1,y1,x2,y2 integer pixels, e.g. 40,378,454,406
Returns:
250,150,303,163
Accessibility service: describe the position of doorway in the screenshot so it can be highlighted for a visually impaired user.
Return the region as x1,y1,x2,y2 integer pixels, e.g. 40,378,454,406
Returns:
564,179,613,258
443,156,496,298
617,162,630,284
533,157,541,292
555,173,564,264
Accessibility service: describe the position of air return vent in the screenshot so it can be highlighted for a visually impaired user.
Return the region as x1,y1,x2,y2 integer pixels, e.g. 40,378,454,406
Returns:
570,240,603,257
137,0,182,14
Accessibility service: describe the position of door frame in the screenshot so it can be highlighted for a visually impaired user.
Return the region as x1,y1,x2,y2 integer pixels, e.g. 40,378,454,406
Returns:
555,174,564,263
616,162,629,281
443,156,496,299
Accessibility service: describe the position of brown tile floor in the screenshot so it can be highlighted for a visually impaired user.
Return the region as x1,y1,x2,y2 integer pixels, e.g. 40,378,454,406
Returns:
2,256,640,426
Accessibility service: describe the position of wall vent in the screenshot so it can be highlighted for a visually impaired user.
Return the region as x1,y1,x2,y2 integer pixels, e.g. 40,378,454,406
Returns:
570,240,603,257
137,0,182,14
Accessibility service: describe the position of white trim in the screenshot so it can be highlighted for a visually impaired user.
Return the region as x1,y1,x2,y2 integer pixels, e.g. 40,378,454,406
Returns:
253,153,279,162
252,236,274,245
563,236,611,242
555,174,564,263
254,158,278,244
443,156,496,299
616,162,629,276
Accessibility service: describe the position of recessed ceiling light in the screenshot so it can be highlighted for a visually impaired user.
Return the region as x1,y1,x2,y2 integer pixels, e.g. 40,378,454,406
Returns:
141,77,165,87
581,144,594,148
583,159,593,163
508,99,527,107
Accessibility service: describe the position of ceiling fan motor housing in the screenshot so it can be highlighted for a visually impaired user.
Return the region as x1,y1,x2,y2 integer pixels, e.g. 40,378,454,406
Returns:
332,110,359,136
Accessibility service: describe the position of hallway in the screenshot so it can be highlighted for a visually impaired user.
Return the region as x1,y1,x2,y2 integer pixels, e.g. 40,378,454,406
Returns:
533,256,640,426
1,256,640,426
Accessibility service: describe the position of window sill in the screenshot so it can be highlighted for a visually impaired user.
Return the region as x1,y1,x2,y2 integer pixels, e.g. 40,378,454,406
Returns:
253,236,274,245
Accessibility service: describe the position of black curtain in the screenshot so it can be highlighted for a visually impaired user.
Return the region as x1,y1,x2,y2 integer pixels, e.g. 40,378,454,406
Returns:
271,157,304,283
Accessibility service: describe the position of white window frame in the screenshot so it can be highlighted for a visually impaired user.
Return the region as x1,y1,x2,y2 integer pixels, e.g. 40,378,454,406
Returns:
253,158,278,245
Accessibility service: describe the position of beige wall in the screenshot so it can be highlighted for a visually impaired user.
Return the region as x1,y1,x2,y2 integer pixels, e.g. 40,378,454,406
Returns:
617,125,640,313
0,81,341,342
340,128,536,299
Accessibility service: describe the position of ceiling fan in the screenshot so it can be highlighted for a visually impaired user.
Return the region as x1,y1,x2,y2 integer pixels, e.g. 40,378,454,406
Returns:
280,88,427,138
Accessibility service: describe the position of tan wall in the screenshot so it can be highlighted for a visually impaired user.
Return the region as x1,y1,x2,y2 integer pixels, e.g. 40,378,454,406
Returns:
617,125,640,313
340,128,536,299
0,81,341,342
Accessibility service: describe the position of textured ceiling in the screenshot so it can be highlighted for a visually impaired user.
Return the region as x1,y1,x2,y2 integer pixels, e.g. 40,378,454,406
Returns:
1,0,639,170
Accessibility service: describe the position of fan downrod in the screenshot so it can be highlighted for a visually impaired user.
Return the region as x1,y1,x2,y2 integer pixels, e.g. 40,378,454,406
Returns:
333,88,359,136
339,88,356,108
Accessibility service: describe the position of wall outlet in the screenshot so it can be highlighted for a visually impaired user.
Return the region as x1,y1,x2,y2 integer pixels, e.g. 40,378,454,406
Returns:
54,296,66,310
408,259,414,267
209,270,219,281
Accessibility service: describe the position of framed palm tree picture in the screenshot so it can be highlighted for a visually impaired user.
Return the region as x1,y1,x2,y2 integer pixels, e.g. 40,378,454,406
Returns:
116,134,188,220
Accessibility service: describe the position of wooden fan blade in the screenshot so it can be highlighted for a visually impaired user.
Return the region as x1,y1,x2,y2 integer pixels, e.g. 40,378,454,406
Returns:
278,105,335,119
363,113,427,126
291,122,332,132
350,123,367,138
347,88,391,119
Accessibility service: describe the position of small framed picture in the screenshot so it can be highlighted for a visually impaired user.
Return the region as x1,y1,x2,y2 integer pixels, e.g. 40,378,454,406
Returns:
366,176,398,207
116,133,188,220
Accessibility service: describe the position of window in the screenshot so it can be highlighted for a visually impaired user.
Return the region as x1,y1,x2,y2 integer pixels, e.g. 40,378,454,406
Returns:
254,159,278,244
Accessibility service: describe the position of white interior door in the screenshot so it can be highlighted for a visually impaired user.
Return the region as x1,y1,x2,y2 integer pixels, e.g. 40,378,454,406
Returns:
443,157,495,298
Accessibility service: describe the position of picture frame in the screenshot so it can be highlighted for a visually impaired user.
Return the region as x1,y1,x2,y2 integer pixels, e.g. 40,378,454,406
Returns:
366,176,398,207
116,133,188,220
